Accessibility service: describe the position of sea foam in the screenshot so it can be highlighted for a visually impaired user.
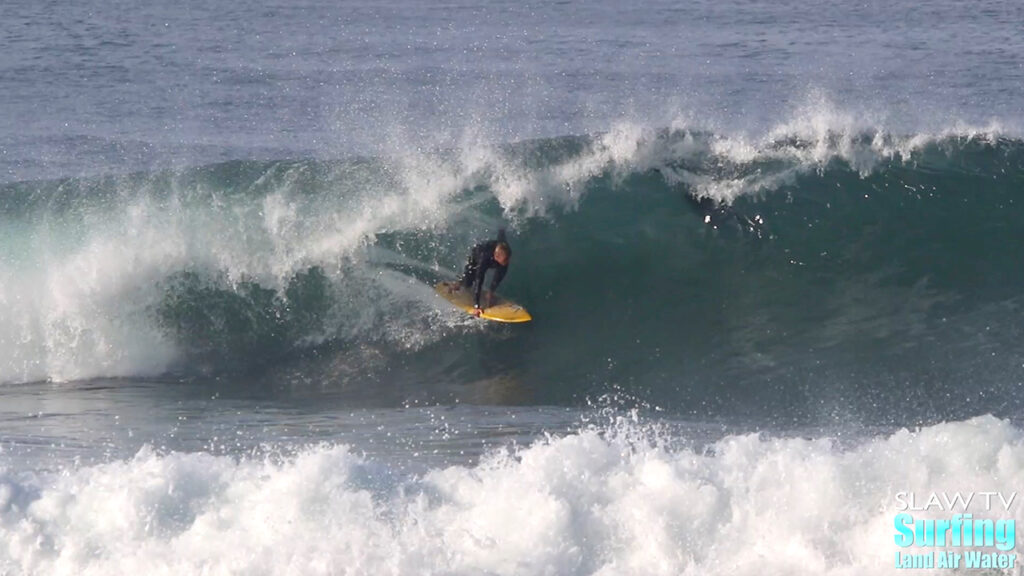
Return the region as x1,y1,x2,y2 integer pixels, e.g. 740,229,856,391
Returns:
2,415,1021,575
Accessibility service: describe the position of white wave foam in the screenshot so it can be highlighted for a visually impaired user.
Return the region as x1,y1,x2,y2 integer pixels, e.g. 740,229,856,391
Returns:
0,153,500,383
2,415,1021,575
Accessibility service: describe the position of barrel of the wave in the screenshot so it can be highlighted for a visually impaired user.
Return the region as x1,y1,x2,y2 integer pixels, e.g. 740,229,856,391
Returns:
433,282,532,323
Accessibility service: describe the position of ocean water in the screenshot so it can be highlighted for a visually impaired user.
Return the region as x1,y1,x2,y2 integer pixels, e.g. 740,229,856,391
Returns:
2,0,1024,574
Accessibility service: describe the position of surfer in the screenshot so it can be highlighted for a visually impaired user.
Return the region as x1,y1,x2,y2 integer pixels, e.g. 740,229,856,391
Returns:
650,167,765,237
448,230,512,316
685,194,765,237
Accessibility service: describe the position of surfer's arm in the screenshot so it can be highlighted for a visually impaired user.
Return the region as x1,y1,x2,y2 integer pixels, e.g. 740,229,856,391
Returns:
473,271,486,308
475,268,505,309
481,290,494,308
489,266,506,292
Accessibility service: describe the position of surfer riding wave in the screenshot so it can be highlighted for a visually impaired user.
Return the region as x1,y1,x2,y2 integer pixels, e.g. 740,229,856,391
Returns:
446,230,511,316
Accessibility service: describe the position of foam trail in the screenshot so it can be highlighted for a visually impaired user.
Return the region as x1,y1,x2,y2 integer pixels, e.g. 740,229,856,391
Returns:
1,415,1021,575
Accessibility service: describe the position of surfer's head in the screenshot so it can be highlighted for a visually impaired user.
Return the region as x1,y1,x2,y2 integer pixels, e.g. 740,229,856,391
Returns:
494,242,511,266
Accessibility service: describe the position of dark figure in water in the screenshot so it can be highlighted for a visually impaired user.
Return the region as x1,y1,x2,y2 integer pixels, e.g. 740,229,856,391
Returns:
448,230,511,316
651,167,765,237
685,194,765,238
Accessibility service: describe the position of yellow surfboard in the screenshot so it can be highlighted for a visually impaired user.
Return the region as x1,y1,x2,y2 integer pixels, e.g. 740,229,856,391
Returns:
434,282,532,323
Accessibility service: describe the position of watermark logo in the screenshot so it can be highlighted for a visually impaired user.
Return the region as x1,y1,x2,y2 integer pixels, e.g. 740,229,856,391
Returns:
893,491,1017,570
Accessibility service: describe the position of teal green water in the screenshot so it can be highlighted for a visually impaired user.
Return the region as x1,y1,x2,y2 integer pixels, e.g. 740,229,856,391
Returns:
4,1,1024,572
2,132,1022,425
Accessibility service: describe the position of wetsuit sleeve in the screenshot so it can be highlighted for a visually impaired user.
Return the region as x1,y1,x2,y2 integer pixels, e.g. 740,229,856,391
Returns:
471,240,497,307
489,265,506,292
473,264,486,307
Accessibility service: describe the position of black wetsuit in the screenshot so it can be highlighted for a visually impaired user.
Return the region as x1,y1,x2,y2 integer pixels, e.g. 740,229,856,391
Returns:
651,167,765,237
460,239,509,307
685,194,765,238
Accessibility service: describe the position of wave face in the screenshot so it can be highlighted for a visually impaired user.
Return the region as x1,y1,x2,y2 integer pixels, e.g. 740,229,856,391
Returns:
1,414,1022,576
2,121,1023,424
